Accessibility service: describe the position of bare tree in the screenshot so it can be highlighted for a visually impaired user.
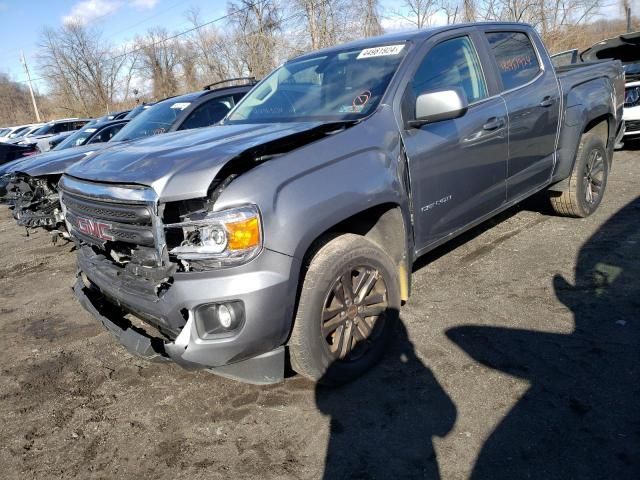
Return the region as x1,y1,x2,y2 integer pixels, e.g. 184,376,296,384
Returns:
358,0,384,37
136,28,180,99
226,0,282,78
183,8,243,83
394,0,439,28
0,74,49,124
293,0,353,49
37,22,130,117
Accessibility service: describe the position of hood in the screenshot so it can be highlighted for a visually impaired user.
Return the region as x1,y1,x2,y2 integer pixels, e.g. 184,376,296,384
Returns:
0,157,28,176
581,31,640,64
66,122,326,202
14,143,111,177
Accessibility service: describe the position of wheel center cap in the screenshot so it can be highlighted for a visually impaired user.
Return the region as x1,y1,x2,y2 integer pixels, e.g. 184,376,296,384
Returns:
347,304,358,319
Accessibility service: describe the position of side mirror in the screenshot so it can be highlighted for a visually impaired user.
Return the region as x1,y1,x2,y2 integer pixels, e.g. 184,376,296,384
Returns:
408,89,468,128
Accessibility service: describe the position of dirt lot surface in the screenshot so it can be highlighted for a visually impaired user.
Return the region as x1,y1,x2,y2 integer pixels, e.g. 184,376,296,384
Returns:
1,147,639,480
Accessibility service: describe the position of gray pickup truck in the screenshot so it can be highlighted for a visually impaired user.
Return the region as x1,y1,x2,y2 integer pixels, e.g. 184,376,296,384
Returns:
61,23,624,385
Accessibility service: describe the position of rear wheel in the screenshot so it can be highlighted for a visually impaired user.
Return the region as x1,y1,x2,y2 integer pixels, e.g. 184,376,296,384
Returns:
289,234,400,385
549,132,609,218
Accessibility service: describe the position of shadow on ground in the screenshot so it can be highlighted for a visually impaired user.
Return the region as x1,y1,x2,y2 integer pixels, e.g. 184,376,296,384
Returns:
447,196,640,479
315,320,456,479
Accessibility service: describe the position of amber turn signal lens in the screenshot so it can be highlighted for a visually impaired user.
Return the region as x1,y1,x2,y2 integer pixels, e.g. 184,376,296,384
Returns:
227,216,260,250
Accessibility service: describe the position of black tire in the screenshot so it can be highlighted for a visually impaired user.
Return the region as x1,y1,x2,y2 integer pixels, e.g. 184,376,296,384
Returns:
549,132,609,218
289,234,400,385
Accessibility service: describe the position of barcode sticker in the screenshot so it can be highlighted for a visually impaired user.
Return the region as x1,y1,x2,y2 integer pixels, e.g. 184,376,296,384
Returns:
357,44,405,59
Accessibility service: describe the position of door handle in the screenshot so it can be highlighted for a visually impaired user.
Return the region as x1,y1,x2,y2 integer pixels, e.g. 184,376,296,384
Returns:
483,117,505,131
540,96,554,107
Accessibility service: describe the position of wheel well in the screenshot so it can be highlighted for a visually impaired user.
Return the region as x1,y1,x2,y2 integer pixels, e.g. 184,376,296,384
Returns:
302,204,411,301
584,115,611,148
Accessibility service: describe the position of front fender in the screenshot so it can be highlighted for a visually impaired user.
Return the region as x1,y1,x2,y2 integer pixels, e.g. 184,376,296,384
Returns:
214,107,407,261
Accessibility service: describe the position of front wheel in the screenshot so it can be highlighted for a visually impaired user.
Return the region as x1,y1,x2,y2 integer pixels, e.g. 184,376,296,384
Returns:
549,132,609,218
288,234,400,385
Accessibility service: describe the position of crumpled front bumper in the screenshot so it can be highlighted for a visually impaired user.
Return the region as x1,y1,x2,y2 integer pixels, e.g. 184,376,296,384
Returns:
73,247,301,385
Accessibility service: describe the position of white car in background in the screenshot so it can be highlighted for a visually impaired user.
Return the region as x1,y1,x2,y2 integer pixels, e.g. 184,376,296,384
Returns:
0,123,43,143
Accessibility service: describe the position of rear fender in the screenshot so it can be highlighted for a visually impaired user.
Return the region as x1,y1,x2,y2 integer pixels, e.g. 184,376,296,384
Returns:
550,78,615,190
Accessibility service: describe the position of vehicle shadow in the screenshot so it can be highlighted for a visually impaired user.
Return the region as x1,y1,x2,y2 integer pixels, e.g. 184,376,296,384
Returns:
315,318,456,479
447,196,640,479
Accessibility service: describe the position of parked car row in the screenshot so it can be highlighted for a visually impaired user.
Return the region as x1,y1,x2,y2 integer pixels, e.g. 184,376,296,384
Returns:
0,24,625,386
1,79,255,230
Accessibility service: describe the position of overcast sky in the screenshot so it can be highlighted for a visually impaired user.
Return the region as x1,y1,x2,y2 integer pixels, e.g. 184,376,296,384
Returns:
0,0,626,90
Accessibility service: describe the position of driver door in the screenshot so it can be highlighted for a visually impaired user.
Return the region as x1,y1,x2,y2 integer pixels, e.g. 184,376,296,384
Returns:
401,33,508,252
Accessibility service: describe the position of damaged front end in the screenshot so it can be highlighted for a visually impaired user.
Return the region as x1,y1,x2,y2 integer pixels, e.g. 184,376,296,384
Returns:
61,174,293,383
6,173,65,233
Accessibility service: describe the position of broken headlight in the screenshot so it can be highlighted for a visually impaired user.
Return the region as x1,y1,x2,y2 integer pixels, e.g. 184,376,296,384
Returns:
167,204,262,268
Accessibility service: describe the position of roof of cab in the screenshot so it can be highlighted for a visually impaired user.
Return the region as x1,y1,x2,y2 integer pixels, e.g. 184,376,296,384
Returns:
290,22,533,62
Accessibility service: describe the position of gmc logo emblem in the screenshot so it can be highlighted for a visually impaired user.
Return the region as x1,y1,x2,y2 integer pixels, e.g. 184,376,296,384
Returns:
76,217,114,242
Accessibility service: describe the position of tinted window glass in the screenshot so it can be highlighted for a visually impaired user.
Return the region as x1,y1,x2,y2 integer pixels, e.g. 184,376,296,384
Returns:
486,32,541,90
52,123,67,133
179,95,234,130
412,36,487,104
88,123,124,143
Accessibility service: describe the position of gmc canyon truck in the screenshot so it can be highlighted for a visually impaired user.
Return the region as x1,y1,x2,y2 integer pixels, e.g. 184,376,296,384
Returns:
61,23,624,385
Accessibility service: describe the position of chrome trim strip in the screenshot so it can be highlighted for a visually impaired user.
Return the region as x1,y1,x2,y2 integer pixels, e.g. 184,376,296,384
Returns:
60,175,157,203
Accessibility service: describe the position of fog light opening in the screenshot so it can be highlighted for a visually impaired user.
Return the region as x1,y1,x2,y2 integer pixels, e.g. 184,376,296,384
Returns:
195,301,245,338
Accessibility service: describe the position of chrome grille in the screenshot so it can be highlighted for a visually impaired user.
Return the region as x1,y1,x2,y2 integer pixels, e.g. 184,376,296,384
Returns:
59,177,156,248
62,194,151,224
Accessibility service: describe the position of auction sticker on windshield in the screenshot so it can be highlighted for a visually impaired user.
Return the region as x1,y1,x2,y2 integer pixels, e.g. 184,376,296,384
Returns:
170,102,191,110
357,44,404,59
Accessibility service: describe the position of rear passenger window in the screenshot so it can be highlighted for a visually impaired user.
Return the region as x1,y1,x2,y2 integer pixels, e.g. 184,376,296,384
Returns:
412,36,488,104
486,32,541,90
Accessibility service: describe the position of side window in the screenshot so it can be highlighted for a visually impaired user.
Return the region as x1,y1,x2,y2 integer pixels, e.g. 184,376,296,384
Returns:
179,95,233,130
486,32,541,90
412,36,487,104
89,124,124,143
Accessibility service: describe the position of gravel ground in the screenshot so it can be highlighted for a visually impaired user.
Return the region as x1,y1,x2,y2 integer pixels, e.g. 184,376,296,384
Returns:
0,146,638,480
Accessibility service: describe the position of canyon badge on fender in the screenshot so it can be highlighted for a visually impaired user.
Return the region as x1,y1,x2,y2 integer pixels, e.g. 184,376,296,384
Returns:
421,195,453,212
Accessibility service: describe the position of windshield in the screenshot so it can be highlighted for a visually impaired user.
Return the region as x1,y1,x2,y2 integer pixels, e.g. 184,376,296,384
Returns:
111,99,190,142
32,124,54,136
54,121,98,150
227,43,407,124
124,104,150,119
11,127,35,139
23,126,42,137
8,126,29,138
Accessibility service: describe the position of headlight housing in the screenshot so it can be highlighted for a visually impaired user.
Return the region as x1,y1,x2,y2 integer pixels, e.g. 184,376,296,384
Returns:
166,204,262,268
